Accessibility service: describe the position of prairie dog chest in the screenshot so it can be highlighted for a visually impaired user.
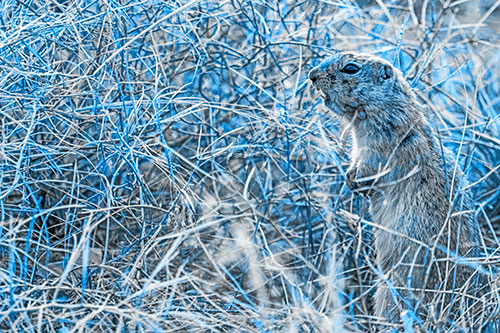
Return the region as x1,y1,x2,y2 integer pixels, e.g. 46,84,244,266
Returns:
350,131,385,168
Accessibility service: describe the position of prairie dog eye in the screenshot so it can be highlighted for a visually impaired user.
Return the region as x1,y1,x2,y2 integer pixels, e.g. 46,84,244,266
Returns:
340,63,360,74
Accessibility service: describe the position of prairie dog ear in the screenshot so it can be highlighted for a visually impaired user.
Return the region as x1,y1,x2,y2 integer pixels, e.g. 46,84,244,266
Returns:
380,64,393,80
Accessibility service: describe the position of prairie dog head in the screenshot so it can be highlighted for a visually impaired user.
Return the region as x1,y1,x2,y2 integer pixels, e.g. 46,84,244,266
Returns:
309,51,413,122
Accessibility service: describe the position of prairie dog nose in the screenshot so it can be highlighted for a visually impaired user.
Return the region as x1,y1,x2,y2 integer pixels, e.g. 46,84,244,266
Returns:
308,68,320,82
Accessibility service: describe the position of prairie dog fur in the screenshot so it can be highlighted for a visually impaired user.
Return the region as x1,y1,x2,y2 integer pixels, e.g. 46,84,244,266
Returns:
309,51,486,327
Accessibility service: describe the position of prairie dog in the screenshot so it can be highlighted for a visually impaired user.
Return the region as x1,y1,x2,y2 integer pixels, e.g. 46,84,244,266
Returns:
309,51,486,328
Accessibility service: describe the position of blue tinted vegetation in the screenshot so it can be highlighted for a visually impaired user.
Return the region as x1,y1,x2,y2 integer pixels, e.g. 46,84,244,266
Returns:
0,0,499,331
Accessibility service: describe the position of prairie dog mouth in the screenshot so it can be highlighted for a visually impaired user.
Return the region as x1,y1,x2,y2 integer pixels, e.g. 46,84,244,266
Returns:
317,89,330,102
310,80,331,102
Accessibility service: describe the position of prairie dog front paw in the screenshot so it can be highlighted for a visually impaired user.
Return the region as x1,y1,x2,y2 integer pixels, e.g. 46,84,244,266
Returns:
346,167,375,196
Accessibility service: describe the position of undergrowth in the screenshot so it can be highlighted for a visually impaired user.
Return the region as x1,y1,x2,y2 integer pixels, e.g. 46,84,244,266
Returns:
0,0,499,331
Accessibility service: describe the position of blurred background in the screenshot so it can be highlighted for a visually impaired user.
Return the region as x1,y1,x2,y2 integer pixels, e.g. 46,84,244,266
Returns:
1,0,499,331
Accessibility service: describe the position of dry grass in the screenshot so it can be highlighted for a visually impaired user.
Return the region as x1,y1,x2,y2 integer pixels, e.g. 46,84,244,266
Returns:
0,0,499,331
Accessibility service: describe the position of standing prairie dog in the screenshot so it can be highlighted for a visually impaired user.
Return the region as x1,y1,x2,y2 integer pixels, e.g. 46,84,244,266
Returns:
309,51,487,328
